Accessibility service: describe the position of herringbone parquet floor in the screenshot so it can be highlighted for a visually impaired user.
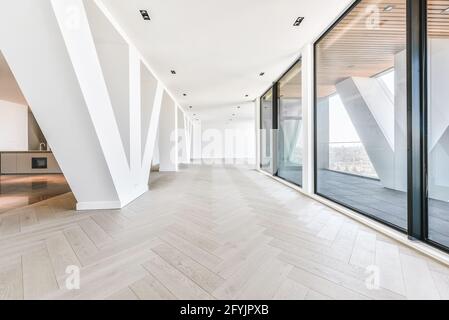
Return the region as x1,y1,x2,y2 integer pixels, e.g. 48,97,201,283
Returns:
1,164,449,300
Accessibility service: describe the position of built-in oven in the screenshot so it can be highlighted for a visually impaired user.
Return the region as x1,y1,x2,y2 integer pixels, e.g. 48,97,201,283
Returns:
32,157,48,169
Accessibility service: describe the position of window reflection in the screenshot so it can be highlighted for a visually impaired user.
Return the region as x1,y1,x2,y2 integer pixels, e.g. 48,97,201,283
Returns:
315,0,407,229
277,61,303,186
427,0,449,247
260,89,274,173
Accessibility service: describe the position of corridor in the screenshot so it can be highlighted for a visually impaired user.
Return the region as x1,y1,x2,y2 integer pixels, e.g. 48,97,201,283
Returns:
0,165,447,300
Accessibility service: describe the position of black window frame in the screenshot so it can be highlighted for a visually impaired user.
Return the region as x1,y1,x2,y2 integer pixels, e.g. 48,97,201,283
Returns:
313,0,449,254
313,0,408,234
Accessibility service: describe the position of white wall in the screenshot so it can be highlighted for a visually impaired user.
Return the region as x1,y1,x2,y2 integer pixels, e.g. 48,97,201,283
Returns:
0,100,28,151
201,120,255,161
158,91,178,172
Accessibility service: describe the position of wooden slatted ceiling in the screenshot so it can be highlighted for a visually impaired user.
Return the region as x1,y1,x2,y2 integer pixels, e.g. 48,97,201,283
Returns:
429,0,449,37
262,62,302,100
316,0,449,98
279,62,302,99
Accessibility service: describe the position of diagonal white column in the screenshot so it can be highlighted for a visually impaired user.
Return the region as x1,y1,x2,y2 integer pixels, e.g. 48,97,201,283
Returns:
0,0,179,210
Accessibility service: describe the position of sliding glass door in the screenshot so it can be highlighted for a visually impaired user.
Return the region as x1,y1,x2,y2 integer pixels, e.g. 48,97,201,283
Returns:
260,88,274,174
427,0,449,248
315,0,408,229
277,61,303,186
255,0,449,253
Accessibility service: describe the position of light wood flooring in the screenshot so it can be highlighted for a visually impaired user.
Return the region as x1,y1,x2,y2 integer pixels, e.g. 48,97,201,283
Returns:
1,164,449,300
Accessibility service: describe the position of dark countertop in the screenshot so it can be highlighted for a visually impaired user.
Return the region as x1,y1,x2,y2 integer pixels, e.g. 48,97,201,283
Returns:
0,151,53,154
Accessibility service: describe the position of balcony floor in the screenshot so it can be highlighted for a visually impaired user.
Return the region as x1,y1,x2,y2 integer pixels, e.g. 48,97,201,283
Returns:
317,170,449,248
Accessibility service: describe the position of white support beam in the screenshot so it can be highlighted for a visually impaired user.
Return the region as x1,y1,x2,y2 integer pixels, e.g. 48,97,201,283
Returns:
0,0,174,210
336,77,396,189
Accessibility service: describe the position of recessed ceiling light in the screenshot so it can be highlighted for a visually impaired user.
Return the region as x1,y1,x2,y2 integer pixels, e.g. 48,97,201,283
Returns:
383,5,394,12
245,94,249,97
237,106,241,109
293,17,304,27
189,106,193,109
259,72,265,76
171,70,176,75
183,93,187,96
442,7,449,14
140,10,150,21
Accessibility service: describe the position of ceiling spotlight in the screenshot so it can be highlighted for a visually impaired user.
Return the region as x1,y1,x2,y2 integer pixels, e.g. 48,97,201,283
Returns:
293,17,304,27
140,10,151,21
237,106,241,109
189,106,193,109
171,70,176,75
383,5,394,12
442,7,449,14
183,93,187,96
245,94,249,97
259,72,265,76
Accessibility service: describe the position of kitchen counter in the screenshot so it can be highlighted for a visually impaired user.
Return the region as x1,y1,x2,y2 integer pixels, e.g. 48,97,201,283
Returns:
0,150,53,154
0,151,62,175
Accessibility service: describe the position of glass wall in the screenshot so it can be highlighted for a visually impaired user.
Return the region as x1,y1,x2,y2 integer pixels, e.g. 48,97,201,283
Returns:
427,0,449,247
260,88,274,173
315,0,408,229
277,61,303,186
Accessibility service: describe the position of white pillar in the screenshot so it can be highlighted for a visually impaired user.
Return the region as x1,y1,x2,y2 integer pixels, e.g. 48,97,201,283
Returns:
192,120,202,161
177,107,190,164
159,92,178,172
302,43,315,194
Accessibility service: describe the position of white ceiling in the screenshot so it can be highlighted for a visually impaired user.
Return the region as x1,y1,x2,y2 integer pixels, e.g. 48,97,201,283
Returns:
0,51,27,105
99,0,353,123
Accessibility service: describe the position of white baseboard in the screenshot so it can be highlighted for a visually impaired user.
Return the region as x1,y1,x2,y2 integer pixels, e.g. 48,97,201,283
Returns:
76,185,149,211
76,200,122,211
